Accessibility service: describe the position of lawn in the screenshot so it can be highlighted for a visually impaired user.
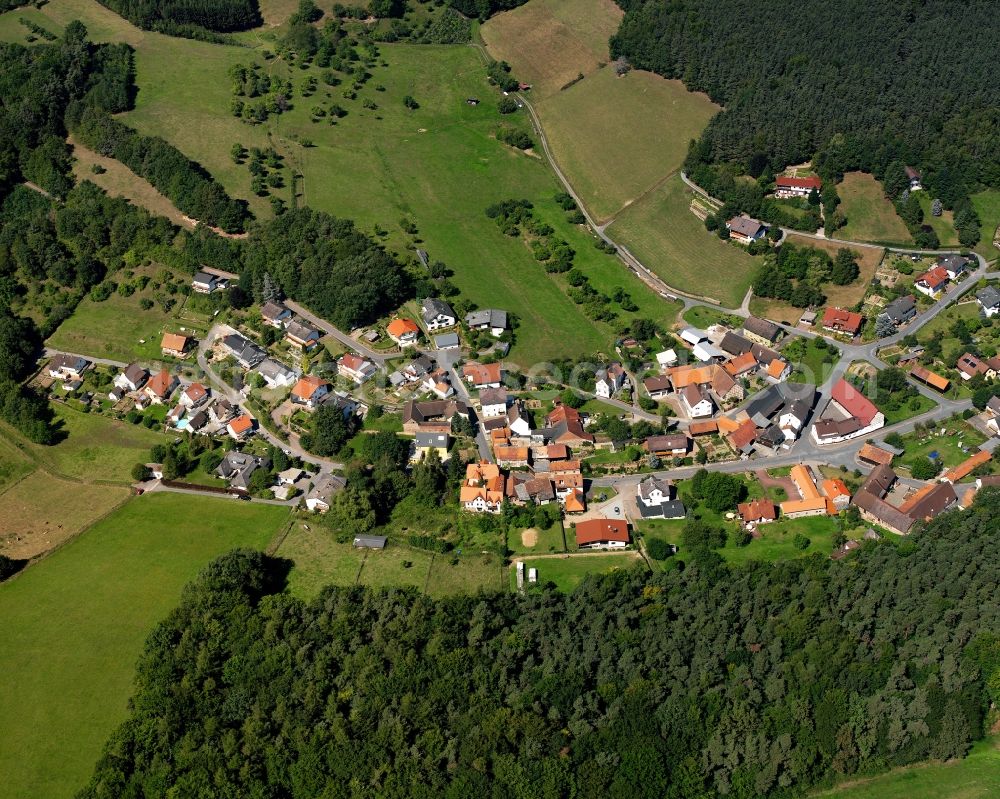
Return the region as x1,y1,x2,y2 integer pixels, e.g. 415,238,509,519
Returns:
0,433,35,495
897,420,988,471
832,172,913,245
784,337,841,385
480,0,624,98
0,470,128,560
813,735,1000,799
425,552,505,597
916,192,959,247
356,546,434,591
683,304,741,329
881,393,937,426
536,66,719,222
971,189,1000,259
11,402,171,483
607,174,758,307
507,519,566,555
511,552,646,592
0,493,289,799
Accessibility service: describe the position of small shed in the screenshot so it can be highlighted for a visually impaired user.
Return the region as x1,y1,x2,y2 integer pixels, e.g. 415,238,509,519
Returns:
353,535,388,550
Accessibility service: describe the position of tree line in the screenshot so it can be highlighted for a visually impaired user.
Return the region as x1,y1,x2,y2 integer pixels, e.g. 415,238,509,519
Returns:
96,0,261,38
611,0,1000,220
78,488,1000,797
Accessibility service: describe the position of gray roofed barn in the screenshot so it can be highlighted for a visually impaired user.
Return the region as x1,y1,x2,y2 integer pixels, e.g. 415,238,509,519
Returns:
742,316,782,344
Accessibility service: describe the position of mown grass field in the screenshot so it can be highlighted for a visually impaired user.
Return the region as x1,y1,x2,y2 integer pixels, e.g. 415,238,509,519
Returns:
813,735,1000,799
480,0,623,98
0,493,289,799
511,552,646,592
0,432,35,495
916,191,959,246
607,174,758,306
971,188,1000,259
833,172,913,244
537,67,719,223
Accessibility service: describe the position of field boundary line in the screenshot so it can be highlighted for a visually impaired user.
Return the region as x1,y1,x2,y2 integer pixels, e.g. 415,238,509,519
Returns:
265,514,296,556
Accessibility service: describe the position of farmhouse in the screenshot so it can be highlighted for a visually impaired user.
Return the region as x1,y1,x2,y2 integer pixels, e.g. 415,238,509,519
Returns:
306,474,347,512
726,214,768,245
742,317,782,346
465,308,508,336
402,399,468,434
479,387,508,418
723,351,758,379
460,461,505,513
422,368,455,399
780,464,829,518
260,301,291,328
681,383,714,418
821,307,863,336
725,418,758,456
337,354,377,384
494,445,529,468
879,295,917,327
546,405,594,446
774,175,821,198
574,518,630,550
977,286,1000,318
160,332,193,358
386,318,420,346
421,298,456,331
284,320,321,351
463,362,503,389
644,434,689,457
914,266,950,297
291,375,330,408
811,379,884,444
191,271,222,294
47,353,89,381
719,331,752,356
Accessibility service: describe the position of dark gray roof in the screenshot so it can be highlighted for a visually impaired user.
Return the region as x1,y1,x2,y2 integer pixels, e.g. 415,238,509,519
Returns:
745,385,784,426
122,362,147,386
193,270,216,284
637,499,686,519
222,334,266,367
937,254,970,273
880,295,917,323
719,331,752,356
414,431,449,448
353,535,388,549
421,298,455,323
977,286,1000,309
285,320,319,341
260,301,289,320
465,308,508,329
743,316,781,342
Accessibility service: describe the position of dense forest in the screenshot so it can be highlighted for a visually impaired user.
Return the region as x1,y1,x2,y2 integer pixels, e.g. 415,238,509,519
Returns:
611,0,1000,211
96,0,261,36
79,490,1000,798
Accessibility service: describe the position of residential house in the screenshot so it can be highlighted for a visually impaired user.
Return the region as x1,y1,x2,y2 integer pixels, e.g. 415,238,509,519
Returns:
256,358,298,389
465,308,508,337
859,442,895,466
507,401,532,437
319,391,358,420
766,358,792,381
738,498,778,526
508,472,556,506
879,295,918,327
338,353,377,384
402,399,468,434
822,479,852,511
938,254,971,280
209,398,236,425
422,368,455,399
260,301,291,328
480,387,508,418
780,464,830,518
285,320,321,351
222,334,266,369
546,405,594,446
463,362,503,389
574,518,630,550
291,375,330,408
192,270,221,294
143,369,178,404
720,331,753,356
495,445,529,468
726,215,768,245
909,365,950,392
956,352,995,381
306,474,347,512
681,383,714,418
161,332,193,358
976,286,1000,318
226,414,255,440
412,431,450,462
636,476,686,519
179,382,209,408
742,317,782,347
595,363,627,398
986,396,1000,435
725,418,758,456
644,434,689,457
386,318,420,346
723,352,758,379
421,298,457,331
914,266,950,298
755,424,787,453
216,451,270,491
778,397,812,440
905,166,922,190
114,363,148,393
643,375,672,399
811,379,884,444
821,307,863,337
47,354,89,381
460,461,505,513
774,175,821,198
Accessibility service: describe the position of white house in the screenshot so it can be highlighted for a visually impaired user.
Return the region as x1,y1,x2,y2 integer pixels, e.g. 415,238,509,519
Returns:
192,271,222,294
256,358,298,389
977,286,1000,318
114,363,148,393
47,354,89,381
306,474,346,512
507,401,532,437
681,384,714,418
260,301,291,328
421,298,457,331
595,363,627,398
637,476,672,507
778,399,810,441
656,349,678,369
465,308,508,337
479,387,508,418
337,354,377,384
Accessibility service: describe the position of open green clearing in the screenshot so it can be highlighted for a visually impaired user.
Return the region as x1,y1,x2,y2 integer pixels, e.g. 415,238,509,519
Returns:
916,192,959,247
0,493,288,799
0,433,35,495
480,0,623,99
971,189,1000,259
896,420,988,472
511,552,645,592
833,172,912,244
785,337,840,385
536,67,719,223
607,174,758,307
14,402,171,483
813,736,1000,799
682,304,741,330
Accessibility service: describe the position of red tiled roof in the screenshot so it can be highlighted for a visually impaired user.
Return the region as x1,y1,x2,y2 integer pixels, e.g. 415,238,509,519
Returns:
574,518,629,546
387,318,419,337
463,362,502,385
737,498,777,522
831,379,880,426
776,175,821,190
917,266,949,290
821,307,863,334
292,375,328,400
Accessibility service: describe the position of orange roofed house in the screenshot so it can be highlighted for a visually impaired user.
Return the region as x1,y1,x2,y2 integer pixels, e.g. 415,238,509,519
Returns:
821,308,864,337
161,332,192,358
940,451,992,484
574,518,630,550
462,362,503,389
460,461,505,513
143,369,178,404
226,413,255,440
915,266,950,298
386,318,420,347
545,405,594,446
291,375,330,408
